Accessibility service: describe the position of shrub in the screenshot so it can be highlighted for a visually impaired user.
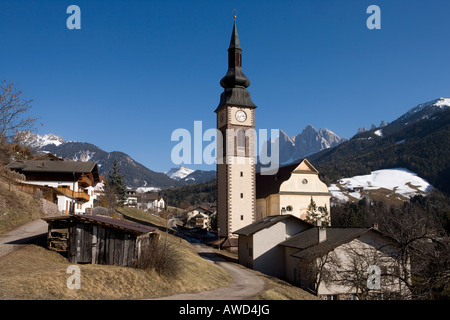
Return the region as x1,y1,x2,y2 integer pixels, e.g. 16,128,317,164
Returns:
135,239,181,278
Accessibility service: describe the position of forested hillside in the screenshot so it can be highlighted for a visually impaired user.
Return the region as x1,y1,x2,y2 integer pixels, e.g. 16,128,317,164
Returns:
311,109,450,194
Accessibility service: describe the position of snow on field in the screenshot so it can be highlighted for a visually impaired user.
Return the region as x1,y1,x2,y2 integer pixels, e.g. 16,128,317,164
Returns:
328,184,349,202
330,168,433,202
136,186,161,193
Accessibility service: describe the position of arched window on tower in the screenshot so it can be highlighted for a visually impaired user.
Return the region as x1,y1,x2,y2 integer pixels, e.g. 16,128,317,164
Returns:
237,129,246,156
235,52,242,67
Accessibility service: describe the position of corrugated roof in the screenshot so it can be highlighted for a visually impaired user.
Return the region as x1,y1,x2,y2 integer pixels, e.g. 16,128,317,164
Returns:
7,160,97,173
233,214,313,236
43,214,157,235
279,227,374,258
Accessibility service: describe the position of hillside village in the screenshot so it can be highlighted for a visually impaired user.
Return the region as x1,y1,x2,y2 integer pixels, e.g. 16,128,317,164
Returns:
1,9,450,303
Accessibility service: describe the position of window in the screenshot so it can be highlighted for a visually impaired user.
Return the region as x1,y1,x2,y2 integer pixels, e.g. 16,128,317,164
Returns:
240,193,243,198
302,179,308,184
237,129,246,156
241,215,244,220
237,129,246,148
286,205,293,212
240,171,243,177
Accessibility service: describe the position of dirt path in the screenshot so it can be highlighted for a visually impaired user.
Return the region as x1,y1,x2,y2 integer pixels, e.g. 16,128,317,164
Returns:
0,219,48,259
152,243,266,300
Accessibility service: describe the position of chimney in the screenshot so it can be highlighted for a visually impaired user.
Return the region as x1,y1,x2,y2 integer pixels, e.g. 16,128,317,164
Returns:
317,219,326,243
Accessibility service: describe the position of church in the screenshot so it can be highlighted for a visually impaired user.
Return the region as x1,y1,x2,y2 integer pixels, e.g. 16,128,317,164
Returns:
213,19,410,300
215,19,331,249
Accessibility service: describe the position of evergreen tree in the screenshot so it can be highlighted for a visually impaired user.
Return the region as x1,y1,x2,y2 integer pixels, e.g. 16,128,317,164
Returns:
103,159,127,209
306,197,330,226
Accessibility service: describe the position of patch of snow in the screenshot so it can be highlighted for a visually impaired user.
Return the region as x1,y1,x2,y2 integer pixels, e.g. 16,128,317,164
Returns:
72,150,95,162
432,97,450,109
136,186,161,193
338,168,433,198
374,129,383,137
348,191,362,200
329,184,349,202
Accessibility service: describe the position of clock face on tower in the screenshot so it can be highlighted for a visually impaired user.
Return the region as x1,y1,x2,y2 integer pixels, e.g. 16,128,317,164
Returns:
235,110,247,122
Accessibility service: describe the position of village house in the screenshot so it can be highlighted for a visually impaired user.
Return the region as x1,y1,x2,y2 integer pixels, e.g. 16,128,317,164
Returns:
137,192,165,212
125,189,138,208
6,159,100,214
233,215,313,276
234,216,409,300
184,206,215,229
256,159,331,224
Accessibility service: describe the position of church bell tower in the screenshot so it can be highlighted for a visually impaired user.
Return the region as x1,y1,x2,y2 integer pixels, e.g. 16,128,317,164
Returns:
215,18,257,247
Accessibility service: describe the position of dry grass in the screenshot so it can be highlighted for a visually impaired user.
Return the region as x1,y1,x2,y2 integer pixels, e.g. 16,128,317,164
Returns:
252,272,319,300
117,206,171,231
0,188,316,300
0,232,232,300
0,180,45,236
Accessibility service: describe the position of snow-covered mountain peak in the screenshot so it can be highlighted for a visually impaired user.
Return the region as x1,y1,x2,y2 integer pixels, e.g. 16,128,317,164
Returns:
164,166,195,180
19,131,65,149
410,97,450,113
400,97,450,121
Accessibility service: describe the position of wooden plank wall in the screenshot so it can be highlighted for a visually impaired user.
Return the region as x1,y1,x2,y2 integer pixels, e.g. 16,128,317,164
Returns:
68,222,138,266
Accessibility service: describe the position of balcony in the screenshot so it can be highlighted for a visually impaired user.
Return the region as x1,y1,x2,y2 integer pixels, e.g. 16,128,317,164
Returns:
77,174,93,188
56,186,90,202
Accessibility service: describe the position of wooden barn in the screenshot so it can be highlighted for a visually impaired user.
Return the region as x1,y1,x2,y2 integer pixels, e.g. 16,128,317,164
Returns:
42,214,158,266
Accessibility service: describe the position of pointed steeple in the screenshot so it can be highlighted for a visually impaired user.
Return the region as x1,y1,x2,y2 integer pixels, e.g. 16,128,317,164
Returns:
216,19,256,111
229,20,241,50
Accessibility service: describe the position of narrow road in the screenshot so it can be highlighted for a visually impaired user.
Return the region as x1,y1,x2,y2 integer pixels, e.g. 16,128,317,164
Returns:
153,243,266,300
0,219,48,259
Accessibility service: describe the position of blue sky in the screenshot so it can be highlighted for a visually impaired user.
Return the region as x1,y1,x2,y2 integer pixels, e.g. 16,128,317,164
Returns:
1,0,450,173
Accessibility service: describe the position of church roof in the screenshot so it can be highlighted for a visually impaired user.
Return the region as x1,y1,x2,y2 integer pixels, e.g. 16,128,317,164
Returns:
229,20,241,50
216,20,256,111
256,159,319,199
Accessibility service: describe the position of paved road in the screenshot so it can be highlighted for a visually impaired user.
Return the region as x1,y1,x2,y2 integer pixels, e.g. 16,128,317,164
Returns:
0,219,48,259
153,243,266,300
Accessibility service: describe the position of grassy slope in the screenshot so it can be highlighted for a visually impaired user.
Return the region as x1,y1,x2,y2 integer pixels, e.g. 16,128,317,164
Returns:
117,206,318,300
0,186,316,300
0,201,232,299
0,180,46,235
0,237,232,299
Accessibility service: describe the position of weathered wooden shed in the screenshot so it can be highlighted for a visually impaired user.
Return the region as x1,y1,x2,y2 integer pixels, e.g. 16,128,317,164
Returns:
42,214,158,266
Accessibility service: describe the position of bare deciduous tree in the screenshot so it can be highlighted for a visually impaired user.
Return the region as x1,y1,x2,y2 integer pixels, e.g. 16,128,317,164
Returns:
0,81,37,144
296,232,411,300
376,200,450,299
